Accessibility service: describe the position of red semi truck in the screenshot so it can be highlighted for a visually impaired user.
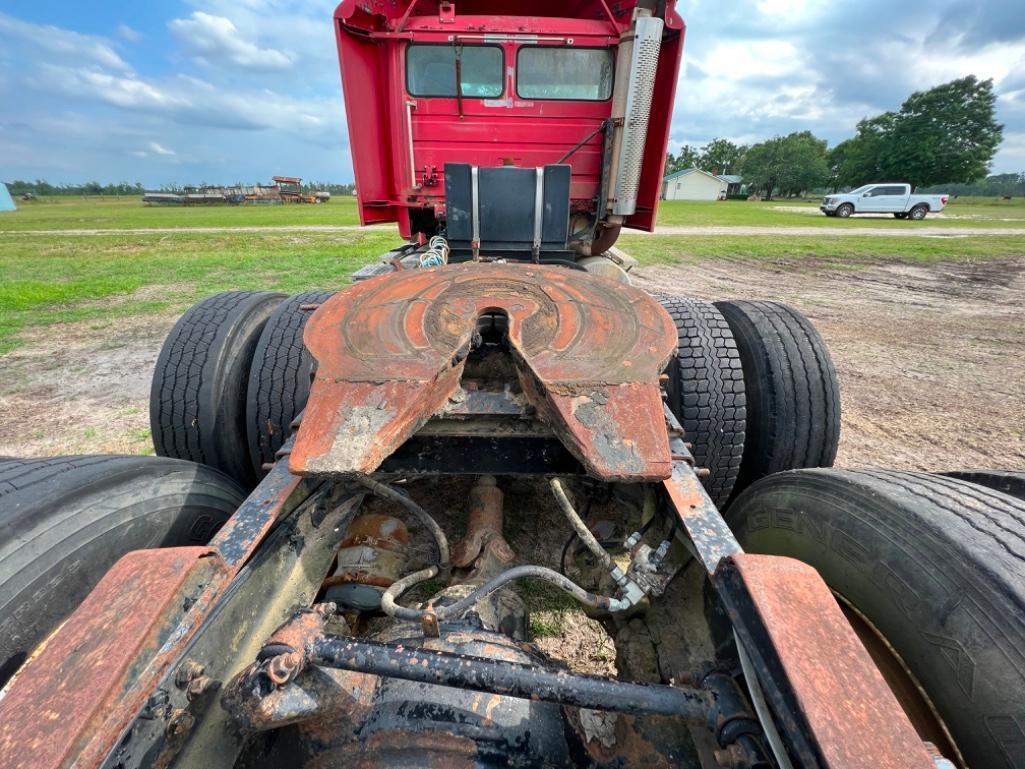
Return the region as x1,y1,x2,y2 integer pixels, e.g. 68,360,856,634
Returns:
335,0,683,265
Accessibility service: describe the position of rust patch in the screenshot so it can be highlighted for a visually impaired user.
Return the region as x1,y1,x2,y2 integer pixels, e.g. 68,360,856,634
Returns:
715,554,935,769
450,476,514,581
662,462,742,572
0,456,316,769
323,513,410,590
0,547,229,769
290,264,677,481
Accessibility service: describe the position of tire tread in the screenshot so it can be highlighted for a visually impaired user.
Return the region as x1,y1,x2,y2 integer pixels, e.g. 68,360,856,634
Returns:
658,296,746,506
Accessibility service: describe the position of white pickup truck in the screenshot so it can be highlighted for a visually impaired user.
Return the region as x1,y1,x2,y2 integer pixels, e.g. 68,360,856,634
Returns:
821,184,949,220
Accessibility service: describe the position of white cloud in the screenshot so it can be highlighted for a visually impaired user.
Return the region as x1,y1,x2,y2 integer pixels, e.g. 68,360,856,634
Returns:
39,66,190,112
30,62,342,137
696,40,803,81
116,24,141,43
0,12,129,71
149,141,175,156
168,12,293,70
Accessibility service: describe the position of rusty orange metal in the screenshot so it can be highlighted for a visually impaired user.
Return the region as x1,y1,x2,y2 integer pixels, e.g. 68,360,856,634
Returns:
0,460,309,769
662,461,742,573
715,554,935,769
451,475,514,581
322,513,410,590
0,547,229,769
290,264,677,481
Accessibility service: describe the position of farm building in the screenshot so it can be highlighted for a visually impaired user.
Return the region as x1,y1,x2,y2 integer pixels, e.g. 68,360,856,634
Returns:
719,174,744,196
0,183,15,212
661,168,734,201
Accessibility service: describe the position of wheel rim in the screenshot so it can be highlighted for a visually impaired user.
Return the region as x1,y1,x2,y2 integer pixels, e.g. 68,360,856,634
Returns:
836,593,966,768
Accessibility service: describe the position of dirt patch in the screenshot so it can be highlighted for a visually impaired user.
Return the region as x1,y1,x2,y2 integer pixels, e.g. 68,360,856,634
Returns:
631,255,1025,470
0,312,177,457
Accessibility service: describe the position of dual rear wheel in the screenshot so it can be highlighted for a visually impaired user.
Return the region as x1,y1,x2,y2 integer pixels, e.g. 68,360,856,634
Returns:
659,297,840,505
150,290,334,489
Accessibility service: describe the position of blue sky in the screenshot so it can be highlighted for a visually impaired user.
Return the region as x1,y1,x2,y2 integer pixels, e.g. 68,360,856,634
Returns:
1,0,1023,186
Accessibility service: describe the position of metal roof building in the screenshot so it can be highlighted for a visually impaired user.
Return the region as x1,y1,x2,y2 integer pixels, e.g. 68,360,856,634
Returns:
661,168,728,201
661,169,744,200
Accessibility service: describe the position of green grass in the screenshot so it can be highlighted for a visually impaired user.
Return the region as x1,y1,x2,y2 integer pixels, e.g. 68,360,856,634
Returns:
622,234,1025,266
652,197,1025,228
0,195,363,231
0,230,394,353
4,195,1024,233
1,196,1022,356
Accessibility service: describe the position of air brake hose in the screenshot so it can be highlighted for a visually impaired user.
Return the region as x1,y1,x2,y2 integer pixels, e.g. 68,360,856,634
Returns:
354,477,451,574
549,478,629,589
380,564,633,623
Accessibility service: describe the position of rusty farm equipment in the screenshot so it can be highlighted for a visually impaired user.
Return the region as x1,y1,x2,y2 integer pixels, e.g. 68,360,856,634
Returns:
1,3,1023,769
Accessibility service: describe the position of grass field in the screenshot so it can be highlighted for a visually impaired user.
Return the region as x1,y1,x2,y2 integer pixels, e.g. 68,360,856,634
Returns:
0,196,364,231
1,196,1023,354
0,231,394,353
3,195,1024,232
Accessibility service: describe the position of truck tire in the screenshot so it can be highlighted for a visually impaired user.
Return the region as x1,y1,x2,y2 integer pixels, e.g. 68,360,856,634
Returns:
0,455,243,687
727,470,1025,769
909,204,929,221
151,291,285,489
658,297,746,506
939,470,1025,502
836,203,854,218
713,301,840,499
246,290,335,474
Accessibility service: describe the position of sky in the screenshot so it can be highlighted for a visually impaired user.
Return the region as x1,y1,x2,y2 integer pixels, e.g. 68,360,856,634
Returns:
1,0,1023,187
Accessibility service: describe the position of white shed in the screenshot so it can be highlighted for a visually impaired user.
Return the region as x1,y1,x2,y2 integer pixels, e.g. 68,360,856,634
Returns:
661,168,728,201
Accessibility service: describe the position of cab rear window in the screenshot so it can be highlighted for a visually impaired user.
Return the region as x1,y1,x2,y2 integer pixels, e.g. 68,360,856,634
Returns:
406,45,504,98
516,47,613,100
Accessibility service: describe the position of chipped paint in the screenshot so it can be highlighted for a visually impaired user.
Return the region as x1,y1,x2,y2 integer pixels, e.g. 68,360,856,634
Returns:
290,264,676,481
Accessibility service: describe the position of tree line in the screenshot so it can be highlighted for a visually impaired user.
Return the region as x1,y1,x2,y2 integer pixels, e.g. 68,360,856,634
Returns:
4,180,357,197
665,76,1006,199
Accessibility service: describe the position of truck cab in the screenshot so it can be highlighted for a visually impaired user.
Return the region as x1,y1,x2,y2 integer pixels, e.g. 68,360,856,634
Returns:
334,0,684,263
821,183,949,220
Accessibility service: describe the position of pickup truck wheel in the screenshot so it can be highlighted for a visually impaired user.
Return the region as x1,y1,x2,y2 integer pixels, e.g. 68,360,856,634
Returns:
0,455,243,687
714,300,841,500
247,290,336,475
151,291,285,489
836,203,854,218
658,297,746,506
727,470,1025,769
909,205,929,221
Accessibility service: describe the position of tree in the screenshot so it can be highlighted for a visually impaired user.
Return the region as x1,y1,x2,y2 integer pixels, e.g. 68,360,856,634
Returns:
884,76,1003,189
698,138,746,175
743,131,829,200
777,131,829,197
829,77,1003,190
664,144,700,175
829,113,897,189
743,138,784,199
